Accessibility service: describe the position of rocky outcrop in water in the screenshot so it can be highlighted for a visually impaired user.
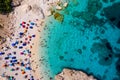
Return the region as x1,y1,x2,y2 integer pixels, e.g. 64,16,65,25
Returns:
55,69,96,80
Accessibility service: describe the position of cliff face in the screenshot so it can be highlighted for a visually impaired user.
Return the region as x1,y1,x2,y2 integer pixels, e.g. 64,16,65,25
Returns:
55,69,96,80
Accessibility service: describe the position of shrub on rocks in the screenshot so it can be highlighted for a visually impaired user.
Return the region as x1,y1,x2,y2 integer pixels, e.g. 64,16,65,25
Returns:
0,0,12,14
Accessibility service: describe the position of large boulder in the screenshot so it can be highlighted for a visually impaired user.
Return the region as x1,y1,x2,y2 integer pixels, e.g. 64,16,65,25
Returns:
55,69,96,80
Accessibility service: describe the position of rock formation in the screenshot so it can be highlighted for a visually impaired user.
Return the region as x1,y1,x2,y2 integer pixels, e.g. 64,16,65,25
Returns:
55,69,96,80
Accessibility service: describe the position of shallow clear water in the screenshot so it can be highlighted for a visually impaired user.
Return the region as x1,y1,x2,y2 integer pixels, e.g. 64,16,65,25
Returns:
40,0,120,80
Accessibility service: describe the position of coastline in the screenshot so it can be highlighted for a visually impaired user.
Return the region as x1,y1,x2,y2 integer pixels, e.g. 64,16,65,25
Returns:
1,0,118,80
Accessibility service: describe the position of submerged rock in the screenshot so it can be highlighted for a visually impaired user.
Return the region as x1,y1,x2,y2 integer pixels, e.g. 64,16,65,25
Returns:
117,38,120,44
71,0,104,27
55,68,96,80
91,41,113,66
87,0,102,14
102,0,109,3
72,0,79,6
71,11,81,18
54,12,64,22
110,0,115,2
116,58,120,77
103,2,120,29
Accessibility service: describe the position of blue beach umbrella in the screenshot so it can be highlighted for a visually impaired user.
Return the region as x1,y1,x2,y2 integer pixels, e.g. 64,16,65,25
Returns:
0,52,5,55
32,35,36,37
29,26,33,29
19,46,23,49
22,42,27,46
5,57,9,60
12,56,16,59
11,43,15,47
19,32,24,36
25,67,32,70
15,41,19,44
30,22,35,25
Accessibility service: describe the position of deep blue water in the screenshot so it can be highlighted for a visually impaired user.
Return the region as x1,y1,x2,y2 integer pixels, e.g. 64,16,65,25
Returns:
40,0,120,80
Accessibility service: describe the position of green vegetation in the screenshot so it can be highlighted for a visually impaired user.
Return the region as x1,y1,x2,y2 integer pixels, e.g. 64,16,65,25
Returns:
54,12,64,22
0,0,12,14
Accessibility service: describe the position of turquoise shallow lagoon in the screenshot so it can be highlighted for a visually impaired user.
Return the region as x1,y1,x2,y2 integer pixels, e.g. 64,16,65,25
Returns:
39,0,120,80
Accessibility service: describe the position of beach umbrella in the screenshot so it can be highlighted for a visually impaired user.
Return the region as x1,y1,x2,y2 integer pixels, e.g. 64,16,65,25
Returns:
5,57,9,60
11,43,15,47
30,46,32,49
19,46,23,49
21,62,25,66
11,68,15,71
29,36,32,38
20,23,22,26
11,60,17,63
32,35,36,37
25,67,32,70
29,26,33,29
22,25,26,28
19,32,24,36
30,22,35,25
15,41,19,44
21,70,26,74
27,24,29,26
12,56,16,59
20,52,24,55
13,52,16,55
23,42,27,46
22,21,26,24
0,52,5,55
24,29,27,33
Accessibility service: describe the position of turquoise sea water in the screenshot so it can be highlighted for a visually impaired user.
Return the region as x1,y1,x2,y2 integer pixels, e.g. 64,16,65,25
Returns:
40,0,120,80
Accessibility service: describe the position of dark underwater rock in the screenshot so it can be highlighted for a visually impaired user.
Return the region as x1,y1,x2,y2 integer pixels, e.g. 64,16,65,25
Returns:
117,21,120,29
110,0,115,2
71,0,105,27
117,38,120,44
77,49,82,54
91,42,113,66
105,42,113,52
103,2,120,29
87,0,102,14
116,58,120,75
71,11,81,18
102,0,109,3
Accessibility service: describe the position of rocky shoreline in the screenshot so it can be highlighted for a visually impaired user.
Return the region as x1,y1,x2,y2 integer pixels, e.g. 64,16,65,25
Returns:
55,69,96,80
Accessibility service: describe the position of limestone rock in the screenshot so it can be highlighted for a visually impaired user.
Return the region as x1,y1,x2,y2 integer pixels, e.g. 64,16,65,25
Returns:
56,5,62,10
55,69,96,80
54,12,64,22
12,0,23,7
0,36,6,44
32,4,45,19
63,2,68,8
